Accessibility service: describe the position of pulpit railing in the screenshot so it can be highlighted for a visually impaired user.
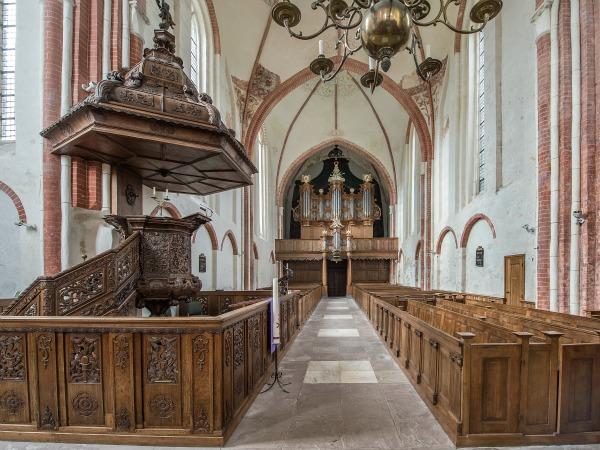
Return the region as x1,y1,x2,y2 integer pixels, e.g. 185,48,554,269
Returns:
2,232,141,317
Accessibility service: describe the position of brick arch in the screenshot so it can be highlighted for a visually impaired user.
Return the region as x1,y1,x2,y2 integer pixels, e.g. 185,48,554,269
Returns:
252,242,259,259
435,226,459,254
460,214,497,248
204,0,221,55
270,250,275,264
150,201,182,219
192,222,219,250
0,181,27,223
221,229,239,255
244,57,433,163
277,138,397,207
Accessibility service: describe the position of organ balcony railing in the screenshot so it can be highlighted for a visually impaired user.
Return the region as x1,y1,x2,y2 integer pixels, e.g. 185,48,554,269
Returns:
274,237,399,261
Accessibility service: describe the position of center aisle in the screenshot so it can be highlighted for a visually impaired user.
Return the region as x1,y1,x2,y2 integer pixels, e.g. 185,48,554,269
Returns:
226,295,454,449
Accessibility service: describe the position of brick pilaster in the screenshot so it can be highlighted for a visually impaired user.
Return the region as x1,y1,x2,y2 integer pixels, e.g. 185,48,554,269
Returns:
579,0,597,314
557,0,572,313
111,0,122,72
43,0,64,275
89,0,104,82
72,0,91,103
536,32,552,309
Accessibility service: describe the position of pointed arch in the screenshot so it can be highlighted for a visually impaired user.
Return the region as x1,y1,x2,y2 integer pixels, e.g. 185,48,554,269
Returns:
277,138,397,207
244,57,433,163
460,214,497,248
192,222,219,250
252,242,259,259
415,240,423,261
221,229,239,255
0,181,27,223
150,201,182,219
435,226,459,254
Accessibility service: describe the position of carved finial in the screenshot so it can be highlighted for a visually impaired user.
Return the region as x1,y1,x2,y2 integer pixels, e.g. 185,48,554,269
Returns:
155,0,176,30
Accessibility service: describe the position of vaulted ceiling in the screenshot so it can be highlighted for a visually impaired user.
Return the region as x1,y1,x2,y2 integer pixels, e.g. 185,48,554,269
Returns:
210,0,465,198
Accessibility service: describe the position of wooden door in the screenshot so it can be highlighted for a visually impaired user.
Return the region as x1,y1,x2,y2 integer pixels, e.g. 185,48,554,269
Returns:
504,255,525,306
327,259,347,297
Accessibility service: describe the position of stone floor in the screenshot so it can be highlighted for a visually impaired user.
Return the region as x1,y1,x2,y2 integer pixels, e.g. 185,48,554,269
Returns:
0,296,598,450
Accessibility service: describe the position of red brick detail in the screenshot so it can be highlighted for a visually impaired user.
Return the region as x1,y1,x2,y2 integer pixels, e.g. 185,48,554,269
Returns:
0,181,27,223
89,0,104,83
557,0,572,313
270,250,275,264
594,0,600,312
150,201,183,219
580,0,598,313
43,0,64,275
111,0,122,71
460,214,497,248
205,0,221,55
454,0,467,53
435,226,458,255
87,161,102,210
276,138,397,207
130,33,144,66
252,242,259,260
191,222,219,250
536,32,552,309
71,157,88,208
221,230,239,256
244,57,433,163
72,0,91,103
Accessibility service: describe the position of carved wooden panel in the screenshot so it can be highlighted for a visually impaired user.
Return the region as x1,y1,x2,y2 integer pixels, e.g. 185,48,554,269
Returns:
0,334,29,424
233,322,246,412
36,333,59,429
141,232,190,275
222,327,233,426
65,333,105,426
192,332,212,433
112,333,134,431
559,344,600,433
143,334,181,428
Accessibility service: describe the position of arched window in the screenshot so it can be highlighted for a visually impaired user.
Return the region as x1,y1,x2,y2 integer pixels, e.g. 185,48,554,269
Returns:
0,0,16,141
190,4,209,94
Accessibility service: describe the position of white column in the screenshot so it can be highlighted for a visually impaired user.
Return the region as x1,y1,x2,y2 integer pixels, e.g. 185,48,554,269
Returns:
60,0,74,271
460,247,467,292
549,0,560,311
102,0,112,76
60,156,72,270
569,0,581,315
211,249,218,289
121,0,130,70
101,163,111,214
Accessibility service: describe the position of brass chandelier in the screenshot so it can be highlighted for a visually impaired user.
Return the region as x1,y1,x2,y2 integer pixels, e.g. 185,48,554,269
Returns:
271,0,502,91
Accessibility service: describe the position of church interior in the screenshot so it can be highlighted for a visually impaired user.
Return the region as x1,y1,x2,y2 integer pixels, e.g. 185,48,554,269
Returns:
0,0,599,448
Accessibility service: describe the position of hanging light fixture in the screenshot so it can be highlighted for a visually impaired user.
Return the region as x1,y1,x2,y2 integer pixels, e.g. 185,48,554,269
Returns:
271,0,502,91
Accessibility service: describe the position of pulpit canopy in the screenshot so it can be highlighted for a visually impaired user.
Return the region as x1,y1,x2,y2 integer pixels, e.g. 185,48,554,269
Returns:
41,27,257,196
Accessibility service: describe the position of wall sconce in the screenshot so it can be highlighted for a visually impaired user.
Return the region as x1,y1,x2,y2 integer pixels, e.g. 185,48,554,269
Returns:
522,224,536,234
15,220,37,231
573,210,587,225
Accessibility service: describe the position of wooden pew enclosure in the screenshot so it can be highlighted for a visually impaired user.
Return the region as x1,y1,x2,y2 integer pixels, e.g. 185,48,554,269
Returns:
0,286,322,446
353,283,600,447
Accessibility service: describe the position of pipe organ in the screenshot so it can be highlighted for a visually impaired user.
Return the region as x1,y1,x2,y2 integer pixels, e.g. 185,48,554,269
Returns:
293,162,382,242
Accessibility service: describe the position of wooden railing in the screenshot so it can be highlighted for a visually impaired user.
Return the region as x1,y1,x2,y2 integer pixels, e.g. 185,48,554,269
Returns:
353,284,600,447
2,232,141,317
275,237,399,260
275,239,323,260
0,286,322,446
